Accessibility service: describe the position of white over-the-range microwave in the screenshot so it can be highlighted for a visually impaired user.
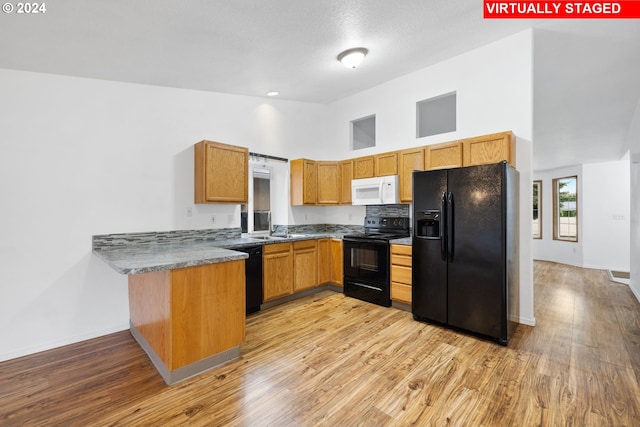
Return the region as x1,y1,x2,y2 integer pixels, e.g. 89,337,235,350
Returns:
351,175,400,205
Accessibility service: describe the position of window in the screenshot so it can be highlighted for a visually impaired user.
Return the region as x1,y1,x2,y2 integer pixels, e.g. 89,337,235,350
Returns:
241,164,272,234
532,180,542,239
416,92,456,138
351,115,376,150
553,176,578,241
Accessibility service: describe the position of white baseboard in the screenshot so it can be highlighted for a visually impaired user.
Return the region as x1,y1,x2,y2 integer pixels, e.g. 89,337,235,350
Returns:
0,323,129,363
518,316,536,326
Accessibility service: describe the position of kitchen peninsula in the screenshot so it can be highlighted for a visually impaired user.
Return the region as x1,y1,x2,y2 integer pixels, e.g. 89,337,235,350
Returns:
93,230,249,385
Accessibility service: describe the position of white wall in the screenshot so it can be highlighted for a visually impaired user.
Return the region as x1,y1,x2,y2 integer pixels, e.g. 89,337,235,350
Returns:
582,159,631,271
0,68,328,361
533,160,631,273
628,100,640,302
533,165,583,266
325,30,536,325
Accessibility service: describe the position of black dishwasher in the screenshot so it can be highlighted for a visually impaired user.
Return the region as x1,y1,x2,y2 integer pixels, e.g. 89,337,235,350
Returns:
236,245,263,314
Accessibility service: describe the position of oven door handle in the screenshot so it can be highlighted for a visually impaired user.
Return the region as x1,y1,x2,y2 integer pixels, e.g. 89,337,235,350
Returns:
350,281,383,292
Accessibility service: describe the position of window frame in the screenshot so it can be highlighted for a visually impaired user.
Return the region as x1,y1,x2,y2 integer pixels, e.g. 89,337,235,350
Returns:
532,180,542,239
552,175,578,242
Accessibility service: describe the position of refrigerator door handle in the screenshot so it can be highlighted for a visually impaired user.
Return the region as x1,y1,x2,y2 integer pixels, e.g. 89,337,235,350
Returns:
440,192,447,260
447,191,454,260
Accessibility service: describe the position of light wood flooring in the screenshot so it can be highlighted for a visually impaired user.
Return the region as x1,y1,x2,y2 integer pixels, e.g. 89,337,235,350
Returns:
1,261,640,426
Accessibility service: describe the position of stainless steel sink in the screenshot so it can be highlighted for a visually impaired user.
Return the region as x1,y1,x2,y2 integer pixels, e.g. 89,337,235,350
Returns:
248,235,284,241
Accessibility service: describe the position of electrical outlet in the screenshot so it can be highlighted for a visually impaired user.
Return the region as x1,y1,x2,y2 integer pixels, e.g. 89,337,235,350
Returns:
211,215,215,224
185,207,193,217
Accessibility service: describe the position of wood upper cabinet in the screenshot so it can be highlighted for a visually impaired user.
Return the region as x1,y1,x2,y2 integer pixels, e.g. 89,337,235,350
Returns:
194,140,248,204
463,131,516,167
390,244,412,304
330,239,343,286
375,152,398,176
425,141,463,170
293,240,318,292
340,160,353,205
353,156,375,179
399,147,425,203
290,159,317,206
263,243,293,301
317,239,331,285
316,161,341,205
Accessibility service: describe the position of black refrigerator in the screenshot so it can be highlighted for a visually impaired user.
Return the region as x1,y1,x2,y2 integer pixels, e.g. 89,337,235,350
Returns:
412,161,519,345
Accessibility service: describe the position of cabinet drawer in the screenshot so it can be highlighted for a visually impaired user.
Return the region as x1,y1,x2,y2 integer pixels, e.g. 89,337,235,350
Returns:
391,244,412,256
391,255,412,268
391,282,412,304
263,242,292,254
293,240,317,250
391,265,412,285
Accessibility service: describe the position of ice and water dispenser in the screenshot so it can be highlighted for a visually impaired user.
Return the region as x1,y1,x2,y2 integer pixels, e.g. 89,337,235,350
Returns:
416,210,441,239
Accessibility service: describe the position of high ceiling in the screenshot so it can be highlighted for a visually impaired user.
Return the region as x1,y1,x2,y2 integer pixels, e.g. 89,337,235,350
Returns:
1,0,639,170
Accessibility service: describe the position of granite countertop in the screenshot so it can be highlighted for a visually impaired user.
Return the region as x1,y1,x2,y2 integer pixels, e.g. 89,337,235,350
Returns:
93,232,345,275
93,241,249,275
390,237,412,245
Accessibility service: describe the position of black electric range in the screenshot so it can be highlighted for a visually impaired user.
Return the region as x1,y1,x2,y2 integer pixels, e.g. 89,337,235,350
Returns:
343,216,410,307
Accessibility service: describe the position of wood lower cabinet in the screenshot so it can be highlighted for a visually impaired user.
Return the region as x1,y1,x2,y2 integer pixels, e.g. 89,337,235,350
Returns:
399,147,425,203
194,140,249,204
375,152,398,176
316,238,342,286
263,242,293,301
330,239,343,286
128,260,246,379
463,131,515,167
293,240,318,292
353,156,375,179
290,159,317,206
317,239,331,284
390,244,412,304
425,141,463,170
317,161,341,205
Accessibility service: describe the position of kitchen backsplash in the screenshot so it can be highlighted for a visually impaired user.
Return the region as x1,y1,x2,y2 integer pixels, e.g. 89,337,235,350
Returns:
365,204,410,217
272,224,364,235
93,228,242,250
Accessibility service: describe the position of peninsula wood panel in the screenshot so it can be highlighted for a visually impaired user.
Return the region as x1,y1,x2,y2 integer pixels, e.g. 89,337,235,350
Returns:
399,147,425,203
293,240,318,292
353,156,375,179
316,161,340,205
463,131,516,167
170,261,245,369
194,140,248,204
290,159,317,205
375,152,398,176
263,242,293,301
340,160,353,204
425,141,463,170
330,238,343,286
128,261,245,371
128,270,172,366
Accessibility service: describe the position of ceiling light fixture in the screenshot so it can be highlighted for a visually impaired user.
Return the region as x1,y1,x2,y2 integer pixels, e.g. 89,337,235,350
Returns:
337,47,368,69
267,91,279,97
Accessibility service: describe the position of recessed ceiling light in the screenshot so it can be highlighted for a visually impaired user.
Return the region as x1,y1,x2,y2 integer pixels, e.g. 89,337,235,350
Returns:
267,91,279,97
337,47,368,69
